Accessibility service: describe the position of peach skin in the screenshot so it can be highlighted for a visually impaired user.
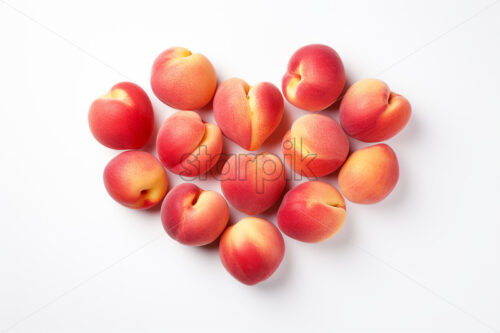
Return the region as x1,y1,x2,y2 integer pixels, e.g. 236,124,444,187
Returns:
339,78,411,142
156,111,223,177
282,44,345,111
161,183,229,246
219,217,285,285
282,114,349,178
213,78,284,151
277,181,346,243
103,151,168,209
88,82,154,149
151,47,217,110
220,153,286,215
338,144,399,204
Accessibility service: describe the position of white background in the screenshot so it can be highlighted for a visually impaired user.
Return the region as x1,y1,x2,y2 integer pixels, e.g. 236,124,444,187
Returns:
1,0,499,332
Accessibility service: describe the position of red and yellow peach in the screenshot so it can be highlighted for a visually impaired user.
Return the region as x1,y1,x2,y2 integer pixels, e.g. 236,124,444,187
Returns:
339,78,411,142
277,181,346,243
161,183,229,246
282,44,345,112
103,151,168,209
220,153,286,215
219,217,285,285
213,78,284,151
88,82,154,149
282,114,349,178
157,111,223,177
338,144,399,204
151,47,217,110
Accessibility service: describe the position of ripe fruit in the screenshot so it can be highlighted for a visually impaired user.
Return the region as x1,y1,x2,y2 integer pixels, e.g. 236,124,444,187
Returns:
282,44,345,111
278,181,346,243
161,183,229,246
219,217,285,285
213,78,284,151
282,114,349,177
103,151,168,209
338,144,399,204
151,47,217,110
220,153,286,215
88,82,154,149
339,78,411,142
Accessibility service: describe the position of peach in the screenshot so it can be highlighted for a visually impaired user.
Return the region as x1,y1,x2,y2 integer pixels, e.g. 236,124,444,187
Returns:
277,181,346,243
88,82,154,149
213,78,284,151
338,144,399,204
103,151,168,209
219,217,285,285
339,78,411,142
161,183,229,246
157,111,223,177
220,153,286,215
150,47,217,110
282,44,345,111
282,114,349,178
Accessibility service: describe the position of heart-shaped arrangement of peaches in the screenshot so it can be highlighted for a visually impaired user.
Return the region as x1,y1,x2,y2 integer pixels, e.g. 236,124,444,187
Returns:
89,44,411,286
